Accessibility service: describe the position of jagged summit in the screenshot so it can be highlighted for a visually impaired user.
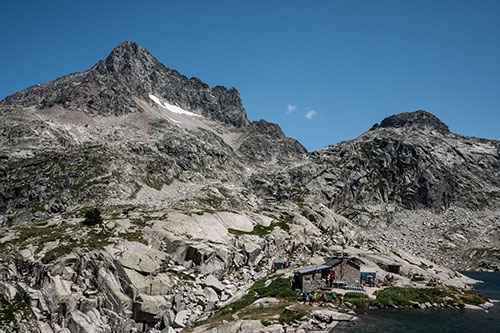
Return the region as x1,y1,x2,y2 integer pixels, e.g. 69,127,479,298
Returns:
97,41,159,73
107,41,145,58
1,41,249,127
371,110,450,133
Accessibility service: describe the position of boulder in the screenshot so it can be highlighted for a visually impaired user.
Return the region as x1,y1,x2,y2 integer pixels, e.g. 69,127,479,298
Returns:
313,309,334,323
204,274,224,293
259,324,284,332
173,310,190,328
173,294,186,312
312,309,354,322
252,297,280,306
118,242,168,274
160,327,176,333
241,236,262,266
204,287,219,303
162,310,175,327
133,294,172,322
480,302,494,309
463,304,483,310
217,320,242,332
4,283,17,301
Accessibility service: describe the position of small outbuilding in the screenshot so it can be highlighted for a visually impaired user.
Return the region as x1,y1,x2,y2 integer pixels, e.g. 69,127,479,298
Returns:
360,267,377,283
388,263,402,274
272,259,288,271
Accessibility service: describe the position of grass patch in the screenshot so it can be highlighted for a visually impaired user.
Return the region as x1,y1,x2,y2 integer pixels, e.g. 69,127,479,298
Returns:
199,277,299,327
279,309,306,324
343,292,372,309
42,229,112,264
374,287,454,308
121,231,144,243
198,196,224,209
376,262,389,272
42,243,77,264
446,286,489,306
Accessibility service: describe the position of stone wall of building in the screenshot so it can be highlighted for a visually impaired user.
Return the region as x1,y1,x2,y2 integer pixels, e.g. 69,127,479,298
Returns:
301,271,324,292
331,261,360,285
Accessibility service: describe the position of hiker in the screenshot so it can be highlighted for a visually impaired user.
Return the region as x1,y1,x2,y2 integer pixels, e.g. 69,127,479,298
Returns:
322,293,328,305
302,291,307,302
310,292,314,304
339,295,343,306
331,291,337,301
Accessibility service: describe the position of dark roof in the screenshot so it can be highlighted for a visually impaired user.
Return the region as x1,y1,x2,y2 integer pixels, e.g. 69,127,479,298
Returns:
297,264,331,274
323,258,343,267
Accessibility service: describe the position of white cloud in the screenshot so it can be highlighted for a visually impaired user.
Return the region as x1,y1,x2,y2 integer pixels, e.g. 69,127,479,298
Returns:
286,104,297,114
305,110,317,119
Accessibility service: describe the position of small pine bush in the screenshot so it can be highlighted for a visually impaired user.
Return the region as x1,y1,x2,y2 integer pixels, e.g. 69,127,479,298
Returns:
83,207,103,226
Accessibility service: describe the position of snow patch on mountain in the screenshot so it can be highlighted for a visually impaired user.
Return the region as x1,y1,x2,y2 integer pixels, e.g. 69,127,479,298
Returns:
149,94,202,117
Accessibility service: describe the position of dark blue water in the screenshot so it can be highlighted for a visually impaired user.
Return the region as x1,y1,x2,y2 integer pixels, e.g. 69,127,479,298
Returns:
335,272,500,333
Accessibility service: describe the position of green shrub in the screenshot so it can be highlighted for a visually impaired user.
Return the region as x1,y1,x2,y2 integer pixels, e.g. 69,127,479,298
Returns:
83,207,103,226
344,292,368,299
257,278,298,301
348,298,372,309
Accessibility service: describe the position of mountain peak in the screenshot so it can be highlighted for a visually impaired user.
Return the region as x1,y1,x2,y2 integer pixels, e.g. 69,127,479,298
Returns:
105,41,151,62
372,110,450,133
97,41,159,74
111,41,141,53
1,41,249,127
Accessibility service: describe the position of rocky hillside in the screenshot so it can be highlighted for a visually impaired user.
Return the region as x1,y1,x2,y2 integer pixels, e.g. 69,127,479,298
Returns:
250,110,500,270
0,42,306,225
0,42,498,332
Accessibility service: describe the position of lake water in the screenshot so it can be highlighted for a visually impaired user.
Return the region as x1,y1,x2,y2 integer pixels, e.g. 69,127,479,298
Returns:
334,271,500,333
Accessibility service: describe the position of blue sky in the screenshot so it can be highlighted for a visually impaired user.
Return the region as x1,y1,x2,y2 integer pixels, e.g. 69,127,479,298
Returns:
1,1,499,151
